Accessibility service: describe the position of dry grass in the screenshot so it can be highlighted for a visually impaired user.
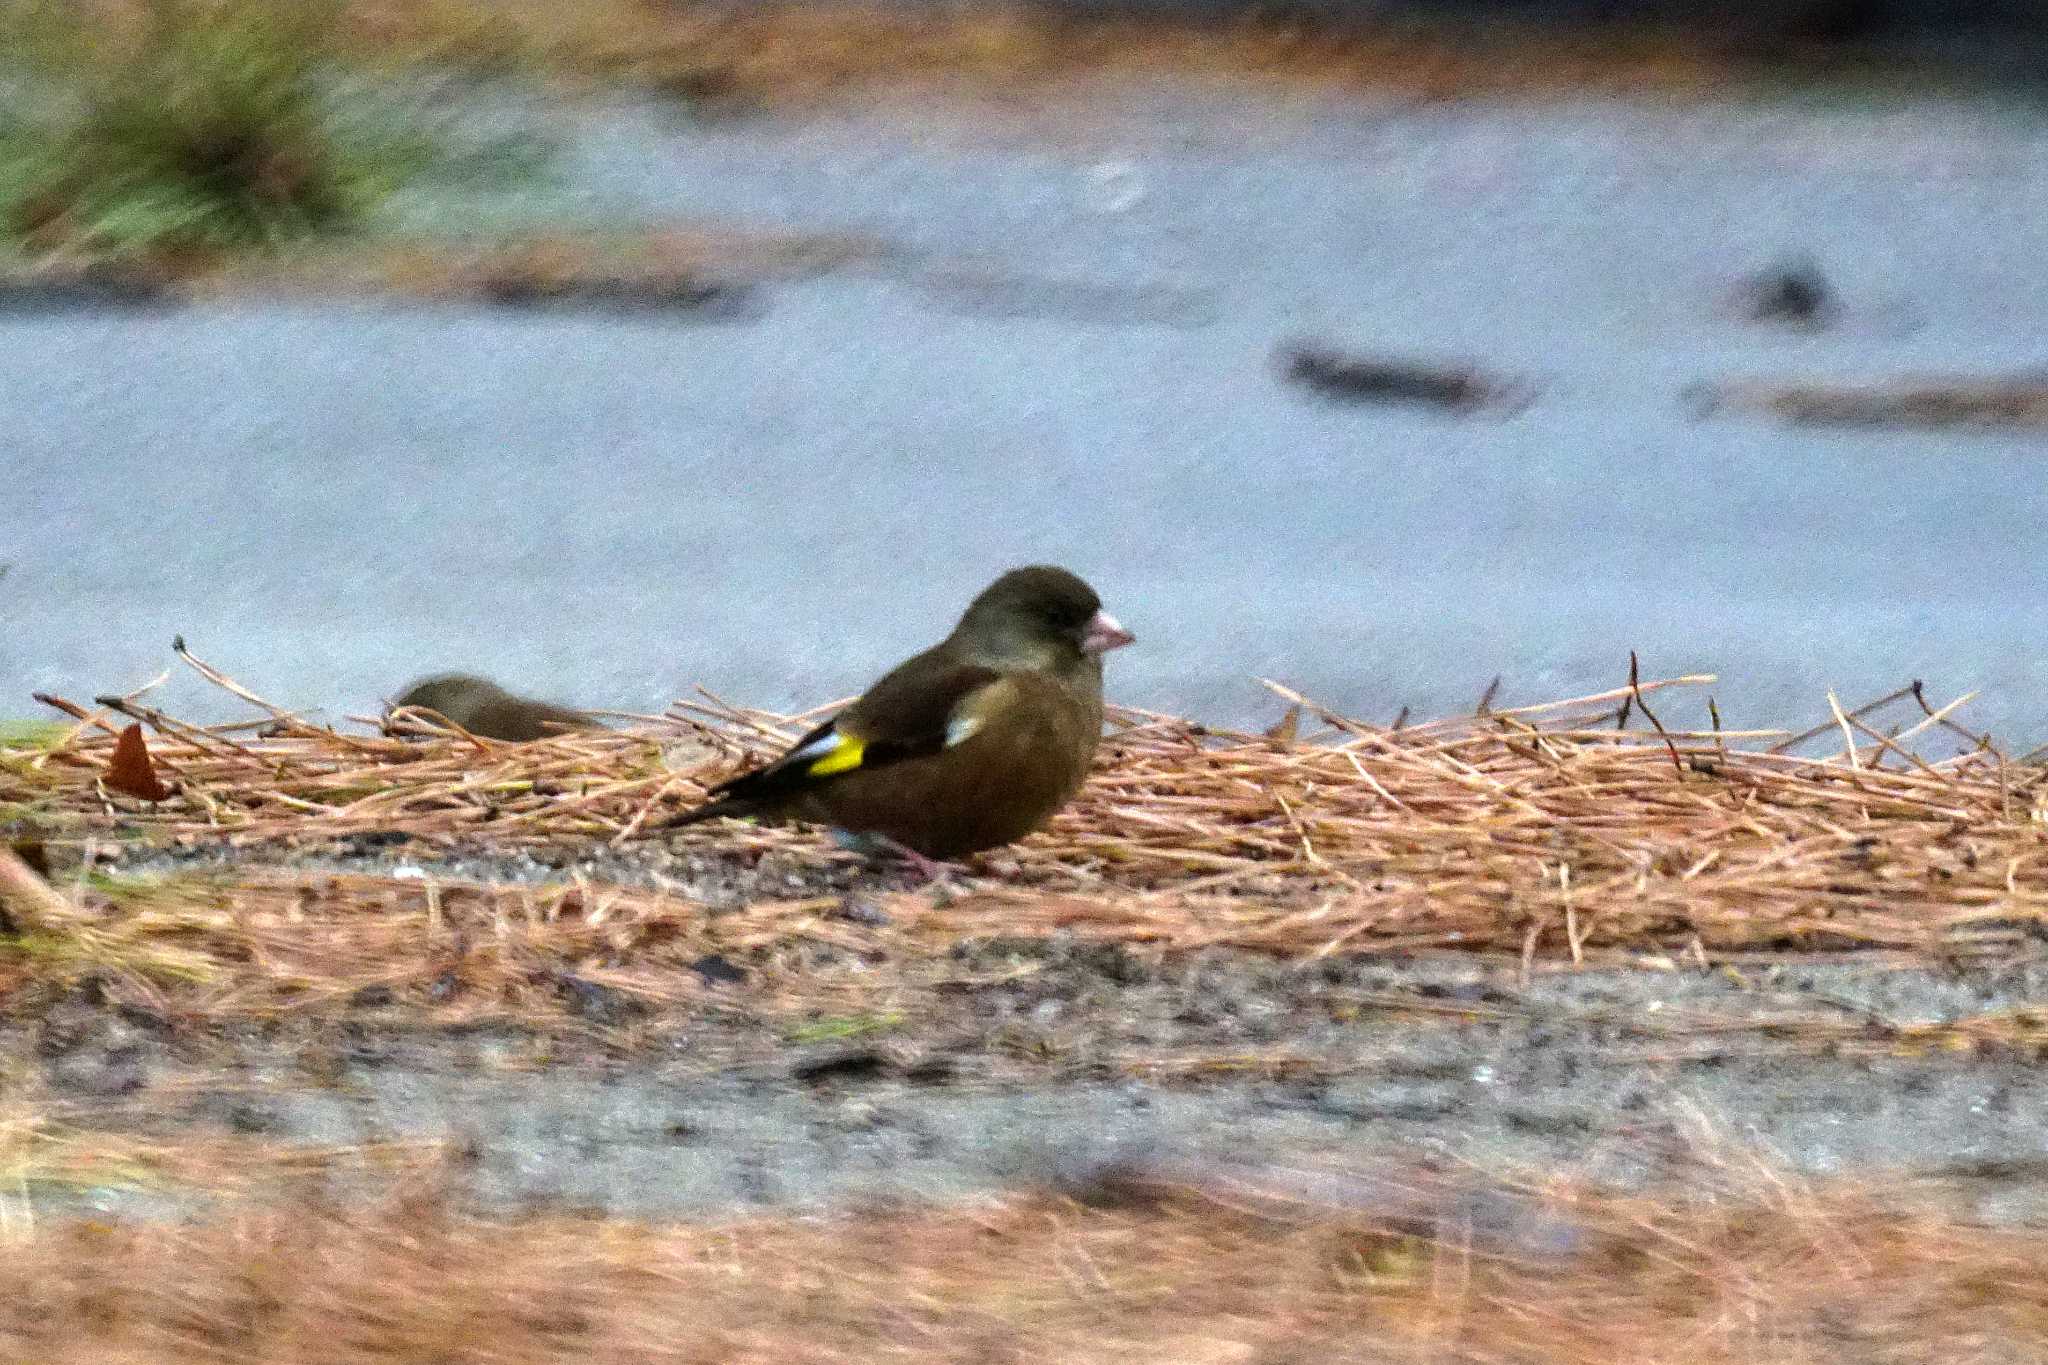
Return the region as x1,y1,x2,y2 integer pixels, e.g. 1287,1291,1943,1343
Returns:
11,649,2048,955
7,652,2047,1358
9,860,2048,1064
2,650,2047,1050
1693,376,2048,432
0,1097,438,1206
0,225,1234,338
140,227,901,297
346,0,1745,107
60,0,1936,114
0,1142,2041,1363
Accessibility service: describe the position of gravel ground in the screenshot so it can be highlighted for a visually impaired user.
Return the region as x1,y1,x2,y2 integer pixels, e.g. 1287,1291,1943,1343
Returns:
20,844,2048,1227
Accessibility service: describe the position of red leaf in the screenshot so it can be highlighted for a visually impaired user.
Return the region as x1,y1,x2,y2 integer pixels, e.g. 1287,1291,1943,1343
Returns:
106,723,173,802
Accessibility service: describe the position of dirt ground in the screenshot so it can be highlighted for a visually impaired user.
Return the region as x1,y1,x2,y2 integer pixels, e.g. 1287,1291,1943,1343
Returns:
7,683,2048,1357
1,837,2035,1230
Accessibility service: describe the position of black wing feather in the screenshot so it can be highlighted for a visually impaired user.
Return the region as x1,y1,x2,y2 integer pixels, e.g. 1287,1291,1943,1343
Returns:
670,658,1001,825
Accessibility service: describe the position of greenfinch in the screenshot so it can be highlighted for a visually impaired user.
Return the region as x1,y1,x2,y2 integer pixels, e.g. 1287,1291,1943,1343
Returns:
389,674,596,743
669,565,1133,860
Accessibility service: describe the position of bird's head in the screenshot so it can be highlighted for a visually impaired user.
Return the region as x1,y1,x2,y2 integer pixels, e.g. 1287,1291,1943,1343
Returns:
955,565,1134,671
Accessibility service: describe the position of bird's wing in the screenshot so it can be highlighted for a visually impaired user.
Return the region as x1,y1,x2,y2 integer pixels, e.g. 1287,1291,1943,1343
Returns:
703,660,1008,807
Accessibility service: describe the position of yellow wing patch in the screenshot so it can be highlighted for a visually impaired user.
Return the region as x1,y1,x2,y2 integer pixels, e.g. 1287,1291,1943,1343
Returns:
805,733,866,777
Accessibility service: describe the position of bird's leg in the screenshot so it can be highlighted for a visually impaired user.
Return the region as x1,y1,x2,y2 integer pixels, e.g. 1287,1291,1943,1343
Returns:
828,829,955,885
887,840,952,885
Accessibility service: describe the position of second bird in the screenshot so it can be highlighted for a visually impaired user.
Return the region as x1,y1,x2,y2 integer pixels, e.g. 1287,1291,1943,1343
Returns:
669,565,1134,860
390,674,596,743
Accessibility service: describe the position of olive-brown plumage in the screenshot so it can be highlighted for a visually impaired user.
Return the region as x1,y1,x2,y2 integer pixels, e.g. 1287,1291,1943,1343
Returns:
390,674,596,743
670,566,1134,859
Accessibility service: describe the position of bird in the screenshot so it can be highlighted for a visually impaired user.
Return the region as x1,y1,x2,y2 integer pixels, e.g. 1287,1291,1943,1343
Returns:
667,565,1134,864
388,674,596,743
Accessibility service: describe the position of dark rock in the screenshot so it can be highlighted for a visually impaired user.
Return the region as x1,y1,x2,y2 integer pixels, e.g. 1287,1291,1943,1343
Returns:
689,953,748,987
789,1045,888,1084
834,894,892,927
1730,256,1833,326
554,973,646,1026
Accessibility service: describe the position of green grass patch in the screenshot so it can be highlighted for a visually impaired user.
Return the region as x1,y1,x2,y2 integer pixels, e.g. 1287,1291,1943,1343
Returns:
0,928,220,984
0,0,547,258
0,1120,170,1200
3,714,75,797
786,1012,906,1044
0,719,68,749
79,868,180,904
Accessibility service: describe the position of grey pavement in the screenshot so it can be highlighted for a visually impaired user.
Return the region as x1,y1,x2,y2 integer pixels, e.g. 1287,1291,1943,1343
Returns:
8,85,2048,744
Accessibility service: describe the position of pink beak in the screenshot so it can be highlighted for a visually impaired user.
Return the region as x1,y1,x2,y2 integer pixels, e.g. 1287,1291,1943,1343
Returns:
1081,609,1135,656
